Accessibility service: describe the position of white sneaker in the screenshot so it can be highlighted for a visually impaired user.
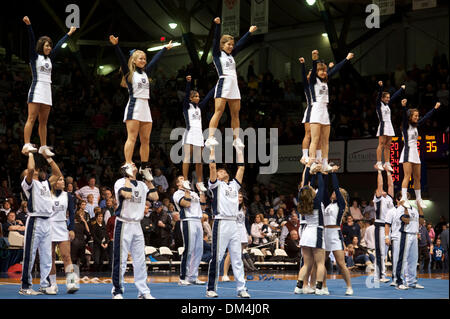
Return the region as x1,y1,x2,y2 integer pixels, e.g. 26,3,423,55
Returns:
205,136,219,148
232,137,245,150
310,162,322,174
401,198,411,209
222,275,230,282
384,162,394,172
315,288,329,295
206,290,218,298
113,294,124,299
323,287,329,295
303,286,316,294
410,283,424,289
321,163,333,173
66,272,79,294
191,279,206,285
380,278,390,283
178,279,192,286
396,284,408,290
19,288,43,295
39,286,57,295
121,163,134,177
294,287,303,294
139,167,153,181
196,182,207,192
345,287,353,295
300,156,309,165
138,293,155,299
390,281,397,287
365,265,374,273
22,143,37,155
237,290,251,298
416,199,427,209
374,162,384,171
38,145,55,157
182,180,191,190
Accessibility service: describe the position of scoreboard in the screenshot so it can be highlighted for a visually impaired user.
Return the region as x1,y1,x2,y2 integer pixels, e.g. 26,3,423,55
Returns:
390,132,449,183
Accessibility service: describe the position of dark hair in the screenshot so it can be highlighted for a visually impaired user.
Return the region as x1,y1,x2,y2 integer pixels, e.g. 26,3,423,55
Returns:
407,108,420,126
36,36,53,56
382,92,390,99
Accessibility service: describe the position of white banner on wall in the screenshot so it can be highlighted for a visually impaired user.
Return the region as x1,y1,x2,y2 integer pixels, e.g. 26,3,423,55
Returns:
412,0,436,10
251,0,269,35
276,142,345,174
222,0,240,37
373,0,395,16
347,139,379,172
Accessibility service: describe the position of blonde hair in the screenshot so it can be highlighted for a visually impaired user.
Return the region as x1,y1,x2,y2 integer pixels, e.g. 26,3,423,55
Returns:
120,50,146,88
298,186,315,215
220,35,234,50
339,188,349,217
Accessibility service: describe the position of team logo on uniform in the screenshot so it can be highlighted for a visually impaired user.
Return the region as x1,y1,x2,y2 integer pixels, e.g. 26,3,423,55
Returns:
141,78,146,83
55,201,59,206
45,63,49,69
225,186,237,198
134,191,139,197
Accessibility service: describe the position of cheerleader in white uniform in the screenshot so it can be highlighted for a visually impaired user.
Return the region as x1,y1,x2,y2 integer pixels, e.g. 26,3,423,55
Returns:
321,167,353,295
308,50,354,173
399,99,441,208
109,35,172,179
182,75,215,192
295,163,328,295
48,175,79,294
374,81,405,172
205,17,257,149
22,16,76,157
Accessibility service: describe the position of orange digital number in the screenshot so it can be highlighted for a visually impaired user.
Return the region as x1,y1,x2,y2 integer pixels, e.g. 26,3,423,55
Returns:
426,141,437,153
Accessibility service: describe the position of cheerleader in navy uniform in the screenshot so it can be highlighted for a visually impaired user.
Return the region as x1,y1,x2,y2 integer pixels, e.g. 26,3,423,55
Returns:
308,50,354,173
109,35,172,179
182,75,215,192
205,17,257,149
22,16,76,156
374,81,405,172
399,99,441,208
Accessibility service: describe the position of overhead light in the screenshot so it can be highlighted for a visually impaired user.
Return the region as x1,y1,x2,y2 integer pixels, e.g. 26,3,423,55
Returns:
169,23,177,29
322,33,328,37
306,0,316,5
147,41,181,52
99,65,104,69
61,43,67,48
198,51,204,56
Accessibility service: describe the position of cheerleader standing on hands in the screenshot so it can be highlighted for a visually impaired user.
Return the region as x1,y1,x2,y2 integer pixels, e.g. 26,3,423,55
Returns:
22,16,76,156
109,35,172,178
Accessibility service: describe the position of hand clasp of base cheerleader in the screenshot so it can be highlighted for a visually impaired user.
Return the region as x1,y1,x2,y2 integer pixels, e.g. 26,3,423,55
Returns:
374,80,405,172
22,16,76,157
204,17,257,149
399,98,442,209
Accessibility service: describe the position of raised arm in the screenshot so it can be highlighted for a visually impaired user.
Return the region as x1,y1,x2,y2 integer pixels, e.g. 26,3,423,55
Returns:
323,173,331,208
376,170,383,197
50,26,75,60
310,50,319,85
390,85,405,104
145,41,171,74
327,53,353,78
183,76,192,109
314,172,324,207
25,153,35,184
198,86,216,110
376,81,383,108
212,18,221,57
209,147,217,183
46,156,63,185
110,36,129,75
386,168,394,198
234,147,245,185
401,99,409,133
23,17,37,61
418,102,440,126
299,58,308,86
232,24,257,56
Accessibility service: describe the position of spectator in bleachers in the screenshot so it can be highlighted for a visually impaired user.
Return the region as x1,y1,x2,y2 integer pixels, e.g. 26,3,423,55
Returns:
102,197,115,225
71,209,91,271
435,216,447,238
279,210,300,250
2,211,25,237
351,236,375,273
141,201,153,246
285,230,301,260
431,238,444,271
91,210,109,273
250,213,267,246
0,179,12,198
170,211,183,251
440,224,449,271
363,200,375,221
15,201,29,225
99,188,112,209
275,207,287,228
202,213,212,244
342,215,361,246
427,223,435,243
75,177,100,205
106,213,116,270
250,194,265,223
85,194,96,220
153,168,169,193
201,232,212,263
349,200,363,222
418,219,431,272
149,201,172,248
0,200,11,224
362,220,375,249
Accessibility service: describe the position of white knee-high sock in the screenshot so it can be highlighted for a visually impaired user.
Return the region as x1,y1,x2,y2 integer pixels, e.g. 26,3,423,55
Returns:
50,274,57,286
402,188,408,200
414,189,422,201
316,150,322,161
302,149,308,157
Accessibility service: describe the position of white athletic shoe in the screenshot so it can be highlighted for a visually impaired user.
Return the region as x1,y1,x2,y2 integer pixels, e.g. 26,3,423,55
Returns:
39,286,57,295
345,287,353,295
303,286,316,294
232,138,245,150
401,198,411,209
321,163,333,173
121,163,134,178
178,279,192,286
410,283,424,289
113,294,124,299
221,275,230,282
190,279,206,285
323,287,330,295
19,288,43,296
38,145,55,157
365,264,375,273
196,182,207,192
182,180,191,190
315,288,329,295
139,167,153,182
390,281,397,287
206,290,218,298
416,199,427,209
138,293,155,299
374,162,384,171
294,287,303,294
310,162,322,174
237,290,251,298
205,136,219,148
66,272,79,294
22,143,37,155
384,162,394,172
380,278,390,283
300,156,309,165
396,284,409,290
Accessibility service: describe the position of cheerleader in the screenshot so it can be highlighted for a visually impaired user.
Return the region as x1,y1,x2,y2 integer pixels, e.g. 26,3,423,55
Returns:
372,165,395,283
204,17,257,148
295,162,328,295
308,50,354,172
109,35,172,179
321,166,353,295
399,100,441,208
48,175,79,294
22,16,76,156
374,81,405,172
182,75,215,192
